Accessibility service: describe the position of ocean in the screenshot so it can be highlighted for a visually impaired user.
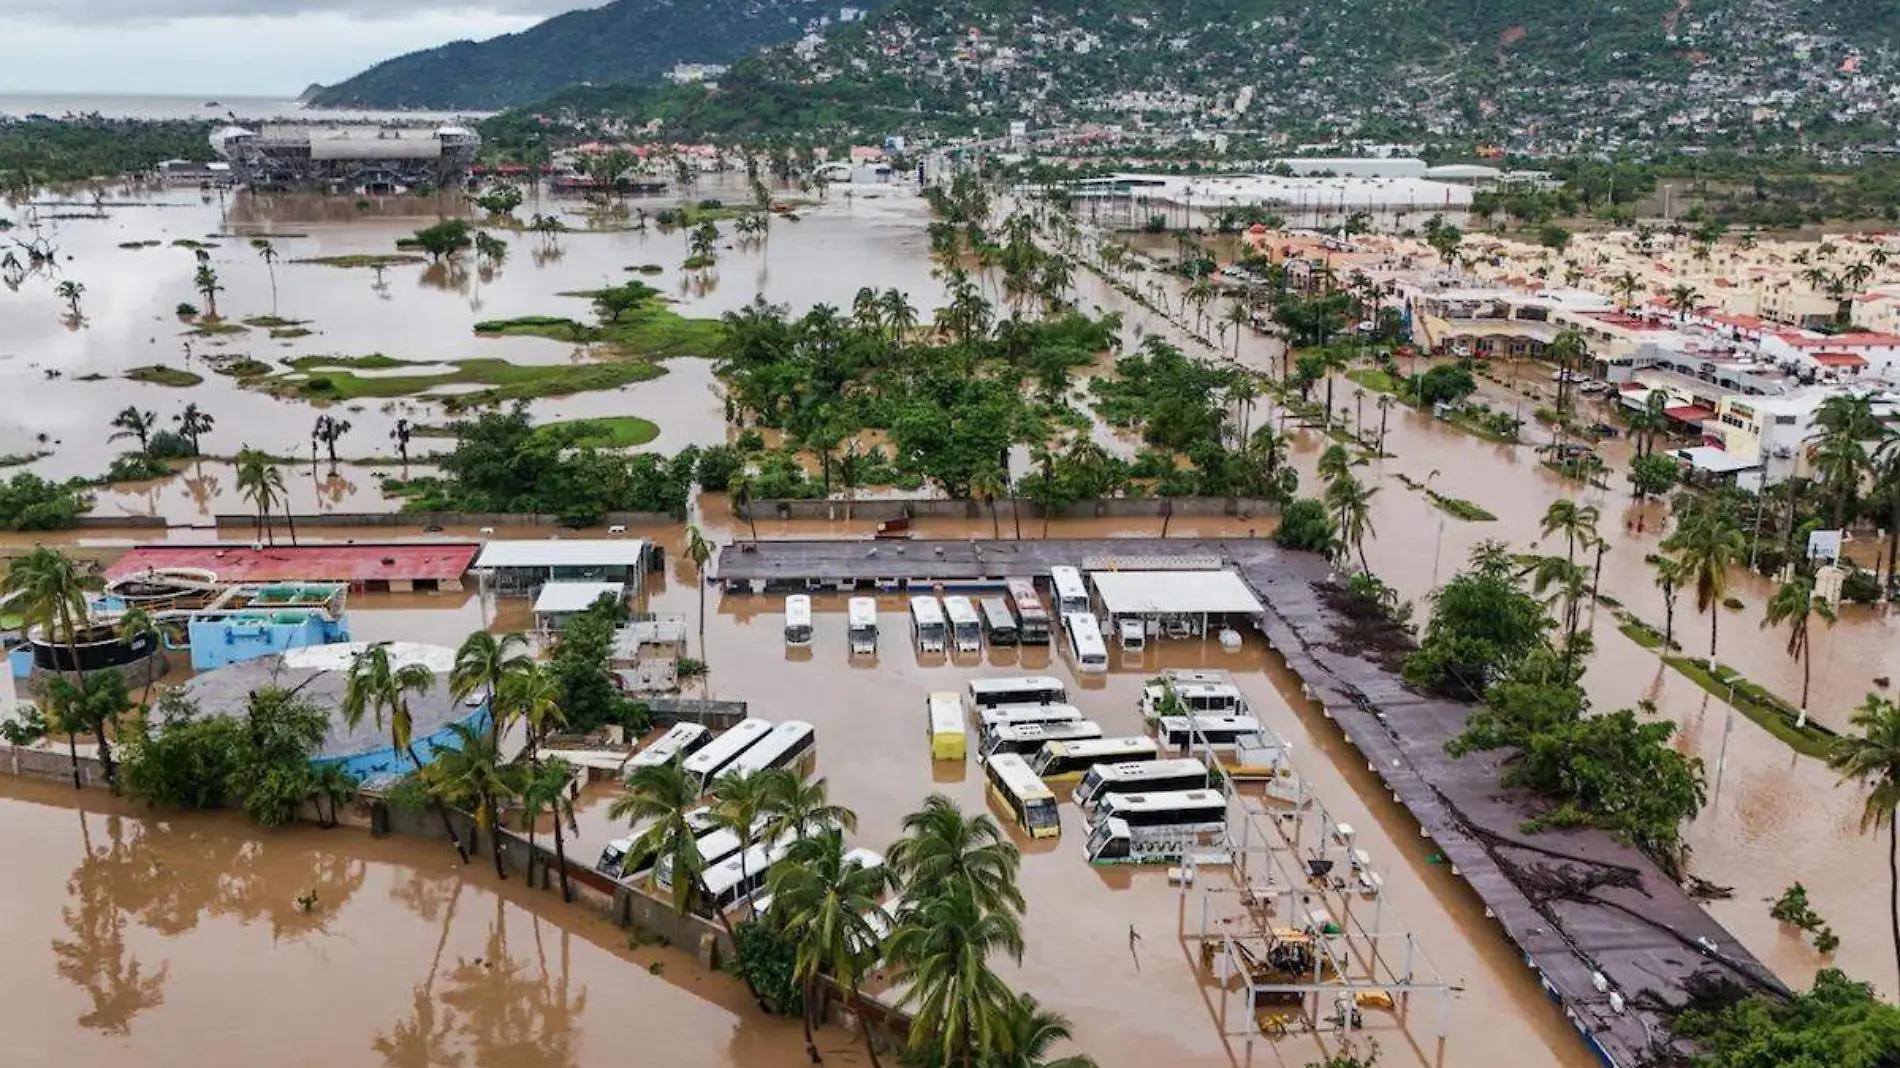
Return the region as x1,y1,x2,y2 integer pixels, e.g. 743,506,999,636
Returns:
0,92,494,123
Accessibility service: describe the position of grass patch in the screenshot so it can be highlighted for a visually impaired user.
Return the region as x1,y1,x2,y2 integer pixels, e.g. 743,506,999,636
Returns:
125,365,204,388
1425,489,1496,521
0,450,49,468
286,354,413,371
211,231,307,240
257,355,661,405
1617,618,1668,651
1346,367,1404,395
625,264,665,275
117,239,162,249
473,302,720,361
170,238,217,250
270,327,313,339
291,253,426,269
533,416,660,449
184,318,248,337
208,356,273,378
1664,654,1838,759
1540,459,1610,489
243,315,308,329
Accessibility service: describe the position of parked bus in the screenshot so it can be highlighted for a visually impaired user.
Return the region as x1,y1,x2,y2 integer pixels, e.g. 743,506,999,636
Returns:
719,720,817,781
1083,792,1229,865
1090,789,1229,830
984,753,1061,838
624,722,711,773
654,823,755,894
1005,578,1052,645
783,594,813,647
1139,670,1251,721
964,676,1067,716
1049,566,1090,618
1030,736,1161,783
597,805,716,875
927,692,967,761
1074,758,1211,810
979,597,1019,646
910,595,947,653
980,719,1103,761
681,719,774,792
1065,612,1108,673
976,702,1085,733
847,596,879,655
1157,714,1264,753
944,595,983,653
693,837,795,916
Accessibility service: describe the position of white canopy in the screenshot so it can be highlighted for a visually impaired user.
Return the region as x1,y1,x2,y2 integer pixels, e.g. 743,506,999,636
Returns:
1675,446,1758,474
476,540,649,569
532,581,625,615
1088,571,1264,617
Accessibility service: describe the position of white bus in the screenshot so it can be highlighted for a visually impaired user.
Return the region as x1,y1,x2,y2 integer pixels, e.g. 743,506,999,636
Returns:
847,596,879,655
980,719,1103,761
597,805,717,874
910,595,947,653
759,847,884,921
1074,758,1211,809
976,702,1085,733
624,722,712,773
943,595,983,653
718,719,817,782
965,676,1067,716
1140,670,1251,721
693,836,795,916
979,597,1018,646
1030,736,1160,783
1157,714,1264,753
1005,578,1052,645
984,753,1061,838
654,824,754,893
681,719,774,792
1065,612,1108,673
1090,789,1229,831
783,594,813,647
1049,566,1090,617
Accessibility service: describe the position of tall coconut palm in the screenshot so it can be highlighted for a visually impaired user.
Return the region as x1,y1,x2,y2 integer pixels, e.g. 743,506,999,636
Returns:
108,407,156,452
308,762,360,829
425,721,523,880
707,769,774,919
1652,553,1687,651
519,758,579,901
1807,394,1879,530
192,264,223,319
499,662,565,765
114,607,161,710
255,240,280,317
341,644,468,861
1325,474,1379,572
55,279,85,318
762,766,857,845
991,993,1099,1068
1762,574,1837,724
888,794,1022,918
449,630,530,752
234,447,287,546
1665,283,1701,321
1540,499,1600,567
1626,390,1670,458
1827,694,1900,988
1662,510,1746,659
887,885,1024,1068
5,548,97,789
731,471,760,543
173,403,213,456
767,827,899,1065
683,525,714,656
970,467,1008,539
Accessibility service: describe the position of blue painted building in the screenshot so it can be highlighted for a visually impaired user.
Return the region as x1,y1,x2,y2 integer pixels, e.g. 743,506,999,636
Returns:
184,608,350,670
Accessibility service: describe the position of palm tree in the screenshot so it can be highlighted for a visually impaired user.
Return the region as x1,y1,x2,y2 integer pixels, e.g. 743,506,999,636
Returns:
1652,554,1686,651
1610,270,1643,310
731,471,760,543
519,758,578,901
762,766,857,845
114,607,161,710
888,794,1022,918
173,403,213,456
308,763,360,829
498,662,564,766
1762,574,1837,724
1828,695,1900,988
1666,284,1701,321
990,993,1099,1068
449,630,530,752
971,467,1008,539
1808,394,1878,530
887,885,1024,1068
312,414,352,466
1324,474,1379,572
683,525,715,657
1524,553,1589,656
767,827,898,1065
255,240,280,317
341,644,468,861
193,264,223,319
56,280,84,318
1546,329,1589,418
1662,510,1746,659
425,721,524,880
708,769,774,919
234,447,286,546
5,548,96,789
1627,390,1670,458
108,406,157,453
1540,499,1600,567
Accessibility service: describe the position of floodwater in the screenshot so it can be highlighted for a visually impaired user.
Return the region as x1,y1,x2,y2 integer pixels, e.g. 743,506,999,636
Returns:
0,775,810,1068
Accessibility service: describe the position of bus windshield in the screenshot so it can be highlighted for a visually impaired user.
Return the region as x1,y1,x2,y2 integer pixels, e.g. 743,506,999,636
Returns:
1023,797,1060,830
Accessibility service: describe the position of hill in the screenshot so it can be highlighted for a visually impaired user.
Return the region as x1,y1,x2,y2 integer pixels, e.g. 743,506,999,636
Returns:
502,0,1900,150
305,0,893,111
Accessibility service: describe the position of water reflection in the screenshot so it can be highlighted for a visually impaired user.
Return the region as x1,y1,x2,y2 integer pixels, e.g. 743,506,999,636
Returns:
54,814,167,1035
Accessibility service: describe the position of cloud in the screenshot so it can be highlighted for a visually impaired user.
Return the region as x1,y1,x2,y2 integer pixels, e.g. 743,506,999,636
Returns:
0,0,588,25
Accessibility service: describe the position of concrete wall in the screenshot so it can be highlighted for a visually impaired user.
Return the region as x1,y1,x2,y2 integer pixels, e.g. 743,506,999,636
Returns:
643,697,749,731
72,515,170,530
2,743,106,786
212,511,681,530
751,496,1282,522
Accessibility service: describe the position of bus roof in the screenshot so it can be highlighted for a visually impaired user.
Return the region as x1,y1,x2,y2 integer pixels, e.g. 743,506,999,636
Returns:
967,675,1065,697
979,597,1015,621
723,720,815,776
682,718,774,776
943,595,981,623
627,722,711,768
1042,736,1160,760
1097,788,1227,813
929,695,963,732
986,753,1055,799
1089,757,1209,782
1158,714,1262,732
990,719,1102,743
785,593,811,610
908,595,944,622
848,597,878,624
700,837,794,897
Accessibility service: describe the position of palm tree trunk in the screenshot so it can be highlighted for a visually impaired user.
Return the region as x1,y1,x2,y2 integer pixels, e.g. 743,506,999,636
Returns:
1011,496,1022,540
802,978,822,1063
490,799,508,880
285,507,297,546
701,875,768,1009
1663,596,1675,651
1889,821,1900,992
987,500,999,539
697,577,707,658
552,809,572,903
410,743,470,862
851,983,885,1068
1801,647,1812,710
1709,608,1719,661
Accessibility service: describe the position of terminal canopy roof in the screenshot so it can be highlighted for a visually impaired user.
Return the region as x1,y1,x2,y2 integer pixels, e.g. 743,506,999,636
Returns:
1088,570,1264,617
532,581,626,615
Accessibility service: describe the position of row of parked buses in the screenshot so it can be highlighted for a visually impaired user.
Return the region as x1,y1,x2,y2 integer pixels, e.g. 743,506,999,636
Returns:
923,674,1252,863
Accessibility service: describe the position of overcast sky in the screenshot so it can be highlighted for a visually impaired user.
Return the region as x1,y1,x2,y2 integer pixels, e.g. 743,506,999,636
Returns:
0,1,595,95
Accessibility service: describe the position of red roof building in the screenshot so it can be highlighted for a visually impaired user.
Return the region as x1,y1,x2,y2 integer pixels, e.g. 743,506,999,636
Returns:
106,542,480,591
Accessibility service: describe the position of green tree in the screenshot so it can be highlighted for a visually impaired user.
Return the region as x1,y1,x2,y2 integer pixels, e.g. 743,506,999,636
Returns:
1540,499,1600,568
767,827,899,1065
255,240,279,317
1827,695,1900,989
235,446,288,547
410,219,472,263
449,629,530,752
43,671,131,793
497,662,565,764
762,765,857,845
1325,473,1379,571
1628,453,1680,501
109,406,156,452
683,524,714,656
5,547,97,788
1273,497,1336,554
1808,394,1879,530
1662,509,1746,658
308,762,360,829
55,279,84,318
888,793,1023,918
341,644,468,862
971,466,1008,539
423,721,524,881
518,758,578,902
989,993,1099,1068
114,607,161,710
1763,574,1837,724
1673,968,1900,1068
888,885,1024,1067
1403,542,1551,699
1652,554,1686,651
173,403,214,456
192,264,222,318
708,769,775,919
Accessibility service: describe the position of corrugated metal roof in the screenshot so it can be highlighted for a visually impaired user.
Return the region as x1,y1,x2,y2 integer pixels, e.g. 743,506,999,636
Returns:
474,540,649,569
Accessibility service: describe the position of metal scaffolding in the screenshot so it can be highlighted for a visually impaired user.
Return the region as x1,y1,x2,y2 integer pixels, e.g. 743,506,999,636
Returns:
1180,724,1456,1064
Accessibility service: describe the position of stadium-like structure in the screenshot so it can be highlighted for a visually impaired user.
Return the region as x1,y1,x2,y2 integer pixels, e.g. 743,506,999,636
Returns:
209,124,480,192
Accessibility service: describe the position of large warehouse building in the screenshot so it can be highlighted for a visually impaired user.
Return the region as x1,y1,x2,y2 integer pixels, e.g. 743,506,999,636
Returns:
210,123,481,192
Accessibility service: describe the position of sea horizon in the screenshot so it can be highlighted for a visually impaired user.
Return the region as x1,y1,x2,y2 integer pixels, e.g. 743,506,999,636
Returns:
0,90,494,123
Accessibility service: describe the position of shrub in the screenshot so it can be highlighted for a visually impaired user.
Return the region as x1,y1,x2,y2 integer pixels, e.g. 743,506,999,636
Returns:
694,444,742,491
174,302,198,317
1274,497,1336,553
145,429,198,459
1841,567,1882,604
730,921,800,1014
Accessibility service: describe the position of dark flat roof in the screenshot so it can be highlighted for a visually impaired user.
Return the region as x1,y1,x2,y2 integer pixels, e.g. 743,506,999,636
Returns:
107,542,480,585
